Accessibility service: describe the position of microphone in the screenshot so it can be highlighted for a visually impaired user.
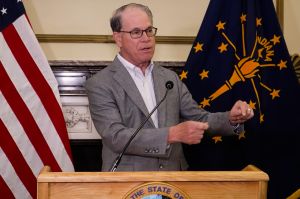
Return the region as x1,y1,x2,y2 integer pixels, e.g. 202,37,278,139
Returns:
110,80,174,172
165,81,174,90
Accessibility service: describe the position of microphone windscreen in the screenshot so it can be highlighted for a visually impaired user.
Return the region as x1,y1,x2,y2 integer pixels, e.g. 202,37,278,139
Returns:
165,81,174,90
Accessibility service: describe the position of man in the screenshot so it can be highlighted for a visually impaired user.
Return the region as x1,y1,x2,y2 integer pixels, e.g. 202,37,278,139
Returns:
85,3,253,171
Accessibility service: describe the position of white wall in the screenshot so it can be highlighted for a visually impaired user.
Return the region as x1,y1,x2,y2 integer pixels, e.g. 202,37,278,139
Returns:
23,0,300,61
284,0,300,55
23,0,209,61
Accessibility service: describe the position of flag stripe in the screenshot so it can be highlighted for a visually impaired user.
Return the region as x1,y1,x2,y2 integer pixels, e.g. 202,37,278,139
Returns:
0,120,36,198
1,1,74,197
0,176,15,199
4,16,73,160
14,15,58,97
0,60,61,171
0,91,44,176
14,16,72,159
0,148,31,199
1,20,73,171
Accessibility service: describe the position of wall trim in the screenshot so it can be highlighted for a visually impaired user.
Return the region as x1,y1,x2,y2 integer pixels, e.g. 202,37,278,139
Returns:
37,34,195,44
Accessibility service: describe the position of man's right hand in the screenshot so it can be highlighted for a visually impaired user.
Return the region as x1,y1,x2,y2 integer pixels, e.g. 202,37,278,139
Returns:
168,121,209,145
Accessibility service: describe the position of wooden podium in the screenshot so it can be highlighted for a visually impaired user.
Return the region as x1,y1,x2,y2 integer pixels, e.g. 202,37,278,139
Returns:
37,165,268,199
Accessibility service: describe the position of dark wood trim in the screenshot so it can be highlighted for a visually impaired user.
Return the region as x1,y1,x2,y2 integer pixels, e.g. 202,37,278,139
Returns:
37,34,195,44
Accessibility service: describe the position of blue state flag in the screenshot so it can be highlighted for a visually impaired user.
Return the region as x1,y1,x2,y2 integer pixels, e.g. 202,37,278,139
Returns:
181,0,300,198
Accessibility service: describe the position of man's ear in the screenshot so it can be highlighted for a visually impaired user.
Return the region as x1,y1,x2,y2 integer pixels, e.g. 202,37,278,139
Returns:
113,32,122,48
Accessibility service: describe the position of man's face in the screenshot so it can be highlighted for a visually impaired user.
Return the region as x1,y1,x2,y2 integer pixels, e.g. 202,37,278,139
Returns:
113,7,155,67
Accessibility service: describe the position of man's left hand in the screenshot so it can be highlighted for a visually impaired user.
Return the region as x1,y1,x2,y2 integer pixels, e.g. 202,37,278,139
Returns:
229,100,254,124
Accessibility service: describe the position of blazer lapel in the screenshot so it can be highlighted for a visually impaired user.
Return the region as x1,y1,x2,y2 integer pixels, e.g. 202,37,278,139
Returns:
152,65,167,128
111,58,155,126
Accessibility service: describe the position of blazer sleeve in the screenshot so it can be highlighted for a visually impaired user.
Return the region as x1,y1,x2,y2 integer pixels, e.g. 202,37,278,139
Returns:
174,73,238,136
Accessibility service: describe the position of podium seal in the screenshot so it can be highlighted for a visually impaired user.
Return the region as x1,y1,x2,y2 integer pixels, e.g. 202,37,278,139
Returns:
123,182,191,199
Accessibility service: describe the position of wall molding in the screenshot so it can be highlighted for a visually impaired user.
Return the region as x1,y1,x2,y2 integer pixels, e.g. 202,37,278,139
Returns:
37,34,195,44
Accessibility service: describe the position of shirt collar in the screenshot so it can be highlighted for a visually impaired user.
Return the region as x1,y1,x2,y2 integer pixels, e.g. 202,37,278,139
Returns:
117,53,154,76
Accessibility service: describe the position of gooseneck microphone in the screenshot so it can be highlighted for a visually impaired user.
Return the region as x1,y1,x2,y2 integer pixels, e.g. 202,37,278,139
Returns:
110,81,174,172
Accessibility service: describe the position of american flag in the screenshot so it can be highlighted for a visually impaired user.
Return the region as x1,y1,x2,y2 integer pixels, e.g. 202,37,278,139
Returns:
0,0,74,198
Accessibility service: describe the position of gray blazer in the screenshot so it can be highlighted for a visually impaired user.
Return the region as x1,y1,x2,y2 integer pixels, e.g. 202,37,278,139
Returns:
85,57,236,171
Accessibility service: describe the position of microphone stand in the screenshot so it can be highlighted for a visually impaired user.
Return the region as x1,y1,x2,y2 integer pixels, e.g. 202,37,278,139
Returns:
110,81,173,172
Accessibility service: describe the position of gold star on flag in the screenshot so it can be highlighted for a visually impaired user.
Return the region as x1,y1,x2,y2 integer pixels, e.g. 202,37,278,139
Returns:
256,18,262,26
199,69,209,80
200,98,210,108
271,34,281,45
249,100,256,110
270,89,280,99
212,136,222,143
240,13,246,23
218,42,228,53
179,70,188,80
193,42,203,53
277,60,287,70
216,21,226,31
238,131,246,140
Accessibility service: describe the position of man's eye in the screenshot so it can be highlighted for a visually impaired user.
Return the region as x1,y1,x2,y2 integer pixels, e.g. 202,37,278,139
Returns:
146,28,153,33
131,30,141,35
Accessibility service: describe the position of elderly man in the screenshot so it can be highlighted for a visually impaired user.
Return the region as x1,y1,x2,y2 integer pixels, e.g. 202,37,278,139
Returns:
85,3,253,172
